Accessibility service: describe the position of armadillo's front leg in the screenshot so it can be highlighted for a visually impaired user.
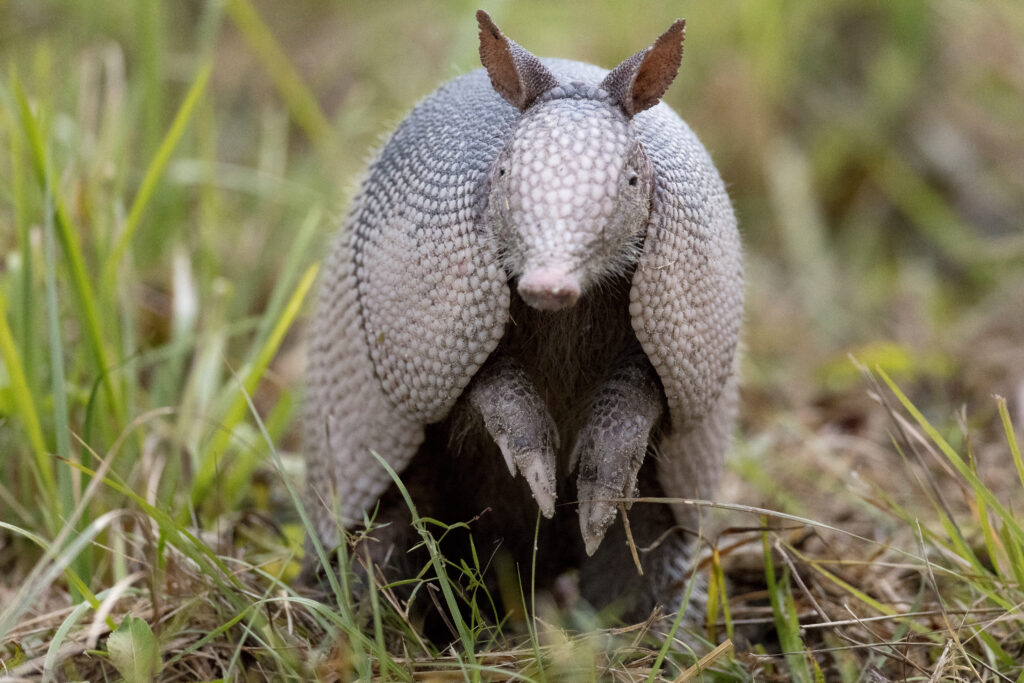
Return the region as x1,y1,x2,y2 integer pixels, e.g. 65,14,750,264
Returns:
574,355,664,556
466,356,559,518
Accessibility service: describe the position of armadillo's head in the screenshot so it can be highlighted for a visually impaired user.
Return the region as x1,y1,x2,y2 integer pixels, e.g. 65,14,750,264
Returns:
477,11,685,312
486,90,653,311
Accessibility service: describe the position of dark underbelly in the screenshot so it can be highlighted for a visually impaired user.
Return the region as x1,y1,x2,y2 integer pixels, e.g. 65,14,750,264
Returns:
400,274,644,576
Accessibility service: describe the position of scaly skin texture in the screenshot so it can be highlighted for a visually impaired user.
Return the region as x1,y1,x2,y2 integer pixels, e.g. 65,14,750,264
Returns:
304,13,743,621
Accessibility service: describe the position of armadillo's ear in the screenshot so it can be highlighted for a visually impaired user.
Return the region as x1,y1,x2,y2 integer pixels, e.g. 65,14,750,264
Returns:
477,10,559,111
601,19,686,118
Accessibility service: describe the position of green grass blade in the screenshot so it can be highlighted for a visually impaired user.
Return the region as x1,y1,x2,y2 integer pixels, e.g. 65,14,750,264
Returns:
878,368,1024,548
41,176,92,595
102,62,212,292
935,510,986,580
246,205,321,361
0,292,53,500
136,0,167,157
924,512,1016,614
997,396,1024,491
367,559,386,658
372,450,478,674
763,522,812,683
11,72,124,429
525,512,546,682
189,263,318,514
5,77,39,408
225,0,332,144
710,544,734,642
0,512,119,639
811,656,826,683
973,469,1007,583
705,549,722,642
44,596,98,677
997,516,1024,589
646,557,699,682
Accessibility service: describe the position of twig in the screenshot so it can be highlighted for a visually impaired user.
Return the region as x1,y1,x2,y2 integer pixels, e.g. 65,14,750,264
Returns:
619,503,644,576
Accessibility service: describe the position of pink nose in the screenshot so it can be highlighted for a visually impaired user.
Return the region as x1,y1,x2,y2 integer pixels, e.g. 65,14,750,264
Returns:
517,267,581,311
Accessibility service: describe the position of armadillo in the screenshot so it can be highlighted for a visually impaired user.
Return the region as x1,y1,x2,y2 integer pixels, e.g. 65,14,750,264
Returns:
304,11,743,619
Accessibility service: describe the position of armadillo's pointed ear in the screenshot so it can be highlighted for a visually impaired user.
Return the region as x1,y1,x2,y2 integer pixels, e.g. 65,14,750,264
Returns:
477,10,559,111
601,19,686,118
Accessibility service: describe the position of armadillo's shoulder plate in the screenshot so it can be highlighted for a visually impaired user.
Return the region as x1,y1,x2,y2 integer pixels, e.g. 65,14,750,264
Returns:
305,70,516,534
630,105,743,431
352,69,514,423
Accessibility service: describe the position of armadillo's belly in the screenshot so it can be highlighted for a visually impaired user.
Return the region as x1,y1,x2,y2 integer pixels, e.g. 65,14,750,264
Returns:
400,273,657,559
500,274,649,455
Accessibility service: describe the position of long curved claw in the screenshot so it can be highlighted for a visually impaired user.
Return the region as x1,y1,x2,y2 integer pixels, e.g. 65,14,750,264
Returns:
488,431,557,518
575,430,642,556
514,448,557,519
468,357,560,518
490,431,518,477
578,486,620,556
573,358,663,555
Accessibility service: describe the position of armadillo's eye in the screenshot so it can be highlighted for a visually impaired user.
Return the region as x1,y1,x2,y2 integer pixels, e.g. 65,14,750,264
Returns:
499,167,506,177
628,174,638,186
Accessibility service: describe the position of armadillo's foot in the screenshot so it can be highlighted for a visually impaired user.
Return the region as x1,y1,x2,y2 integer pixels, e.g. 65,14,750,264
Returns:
577,462,707,623
574,357,664,555
574,414,649,556
467,356,559,518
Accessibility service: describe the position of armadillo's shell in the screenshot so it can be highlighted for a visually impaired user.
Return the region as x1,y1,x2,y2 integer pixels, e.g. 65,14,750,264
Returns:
305,68,514,540
305,59,742,539
628,81,743,509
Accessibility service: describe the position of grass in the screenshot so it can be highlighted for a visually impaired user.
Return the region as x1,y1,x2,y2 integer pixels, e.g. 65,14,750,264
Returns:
2,0,1024,679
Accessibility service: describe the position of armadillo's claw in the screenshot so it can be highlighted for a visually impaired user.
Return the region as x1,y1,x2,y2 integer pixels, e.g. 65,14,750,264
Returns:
485,407,558,517
467,356,561,518
491,431,519,477
572,360,661,555
573,422,644,556
515,449,557,518
578,491,619,556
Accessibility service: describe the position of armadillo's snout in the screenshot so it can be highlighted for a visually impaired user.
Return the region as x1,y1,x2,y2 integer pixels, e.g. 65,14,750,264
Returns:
517,267,581,311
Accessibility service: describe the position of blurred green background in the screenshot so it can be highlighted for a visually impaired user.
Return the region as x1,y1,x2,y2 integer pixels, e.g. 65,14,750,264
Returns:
2,0,1023,509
